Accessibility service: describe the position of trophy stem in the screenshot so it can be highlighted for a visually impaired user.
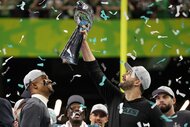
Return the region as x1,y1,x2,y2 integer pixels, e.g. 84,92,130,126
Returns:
60,26,83,65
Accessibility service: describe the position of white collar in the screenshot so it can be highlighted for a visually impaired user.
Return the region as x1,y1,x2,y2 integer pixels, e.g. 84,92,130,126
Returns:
32,94,48,107
64,121,88,127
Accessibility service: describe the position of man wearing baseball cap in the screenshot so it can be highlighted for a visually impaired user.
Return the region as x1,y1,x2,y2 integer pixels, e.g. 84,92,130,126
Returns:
80,30,166,127
152,86,190,127
61,95,88,127
89,104,108,127
20,69,55,127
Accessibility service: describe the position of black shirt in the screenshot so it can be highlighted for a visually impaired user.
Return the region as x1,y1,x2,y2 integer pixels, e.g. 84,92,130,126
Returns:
85,60,166,127
166,110,190,127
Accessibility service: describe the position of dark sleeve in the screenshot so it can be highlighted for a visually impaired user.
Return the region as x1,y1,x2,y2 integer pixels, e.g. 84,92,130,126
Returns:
20,101,43,127
85,60,123,105
149,106,166,127
0,98,14,127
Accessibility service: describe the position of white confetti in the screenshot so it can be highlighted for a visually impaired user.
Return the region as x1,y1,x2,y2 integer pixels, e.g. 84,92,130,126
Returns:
101,2,109,5
151,102,157,109
19,35,24,43
167,79,172,86
158,35,168,39
176,49,180,55
100,38,107,42
127,53,136,60
6,93,11,98
56,12,62,20
150,31,159,35
124,11,129,20
63,30,68,33
2,56,13,66
17,91,20,96
168,5,173,8
151,44,157,52
17,1,26,10
140,38,144,45
119,103,124,114
172,29,180,35
2,48,6,55
70,74,81,82
156,18,159,23
175,4,182,17
182,12,188,17
176,76,182,82
51,6,58,12
135,28,140,34
101,63,107,71
176,89,186,97
137,122,142,127
179,55,183,61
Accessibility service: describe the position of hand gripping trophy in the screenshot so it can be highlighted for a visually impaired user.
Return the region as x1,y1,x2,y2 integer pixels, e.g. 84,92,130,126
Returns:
60,1,94,65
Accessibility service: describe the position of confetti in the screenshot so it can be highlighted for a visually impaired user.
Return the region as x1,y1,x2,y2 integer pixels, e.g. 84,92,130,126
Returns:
176,89,186,97
176,49,180,55
101,2,109,5
101,63,107,71
151,102,157,109
158,35,168,39
127,53,136,60
100,10,110,20
79,104,86,112
140,16,149,24
2,48,6,55
150,31,159,35
156,18,159,23
137,122,142,127
51,6,58,12
38,56,46,61
100,37,107,42
63,30,68,33
148,3,154,8
37,63,44,67
168,5,173,8
2,56,13,66
17,91,20,96
156,58,166,64
184,123,188,127
124,11,129,20
19,35,24,43
7,79,11,82
102,50,107,54
1,66,10,76
38,0,46,5
143,123,150,127
109,11,118,15
70,74,81,82
42,4,46,8
18,84,24,89
56,13,62,20
172,29,180,35
17,1,26,10
175,4,182,17
135,28,140,34
151,44,157,52
176,76,182,83
119,103,124,114
99,75,106,86
167,79,172,86
179,55,183,61
140,38,144,45
164,44,172,48
6,93,11,98
8,44,13,48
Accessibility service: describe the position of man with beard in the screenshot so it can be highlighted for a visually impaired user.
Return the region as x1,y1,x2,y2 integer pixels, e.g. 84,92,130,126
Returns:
20,69,55,127
152,86,190,127
61,95,88,127
89,104,108,127
80,30,166,127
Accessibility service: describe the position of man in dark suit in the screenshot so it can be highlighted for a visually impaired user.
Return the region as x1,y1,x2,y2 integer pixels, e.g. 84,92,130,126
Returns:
0,97,14,127
20,69,55,127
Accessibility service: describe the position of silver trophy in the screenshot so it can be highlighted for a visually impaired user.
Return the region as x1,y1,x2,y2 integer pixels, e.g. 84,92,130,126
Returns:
60,1,94,65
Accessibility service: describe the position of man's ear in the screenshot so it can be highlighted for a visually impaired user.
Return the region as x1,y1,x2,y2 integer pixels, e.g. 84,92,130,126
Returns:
31,83,38,89
134,79,141,87
172,98,176,105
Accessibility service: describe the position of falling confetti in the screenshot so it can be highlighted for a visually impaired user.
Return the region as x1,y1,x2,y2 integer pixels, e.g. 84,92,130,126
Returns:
150,31,159,35
176,49,180,55
176,76,182,83
151,44,157,52
137,122,142,127
42,4,46,8
101,63,107,71
102,50,107,54
70,74,81,82
37,63,44,67
56,13,62,20
2,56,13,66
2,48,6,55
179,55,183,61
157,35,168,39
156,58,166,64
38,0,46,5
175,4,182,17
109,11,117,15
63,30,68,33
124,11,129,20
38,56,46,61
1,66,10,76
100,38,107,42
51,6,58,12
17,91,20,96
17,1,26,10
119,103,124,114
135,28,140,34
164,44,172,48
8,44,13,48
100,10,110,20
99,75,106,86
7,79,11,82
127,53,136,60
101,1,109,5
6,93,11,98
176,89,186,97
167,79,172,86
172,29,180,35
19,35,24,43
140,38,144,45
18,84,24,89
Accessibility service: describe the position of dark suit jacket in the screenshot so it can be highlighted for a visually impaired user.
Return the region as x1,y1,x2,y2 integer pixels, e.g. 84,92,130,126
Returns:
20,97,50,127
0,97,14,127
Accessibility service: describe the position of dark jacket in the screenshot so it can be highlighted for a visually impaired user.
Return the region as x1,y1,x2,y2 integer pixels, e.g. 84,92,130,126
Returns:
85,60,166,127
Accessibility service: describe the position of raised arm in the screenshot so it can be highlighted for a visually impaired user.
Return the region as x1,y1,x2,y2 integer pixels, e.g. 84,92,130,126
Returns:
80,31,95,62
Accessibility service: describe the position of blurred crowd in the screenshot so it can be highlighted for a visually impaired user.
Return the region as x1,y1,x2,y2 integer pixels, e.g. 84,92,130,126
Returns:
0,0,189,19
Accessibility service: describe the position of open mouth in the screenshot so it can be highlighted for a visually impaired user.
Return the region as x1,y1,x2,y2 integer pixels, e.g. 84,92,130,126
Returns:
73,112,81,118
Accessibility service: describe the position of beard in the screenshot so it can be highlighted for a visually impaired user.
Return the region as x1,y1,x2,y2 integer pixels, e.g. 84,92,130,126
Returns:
159,104,172,113
119,80,134,91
